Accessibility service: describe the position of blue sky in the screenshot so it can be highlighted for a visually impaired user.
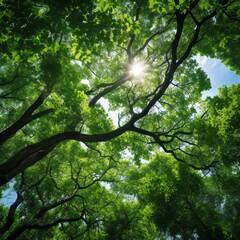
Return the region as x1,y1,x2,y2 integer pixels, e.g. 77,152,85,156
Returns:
195,56,240,98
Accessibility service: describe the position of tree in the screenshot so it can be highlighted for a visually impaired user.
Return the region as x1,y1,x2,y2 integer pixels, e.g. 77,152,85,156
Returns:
0,141,121,239
0,0,239,239
196,1,240,73
191,84,240,238
116,123,240,239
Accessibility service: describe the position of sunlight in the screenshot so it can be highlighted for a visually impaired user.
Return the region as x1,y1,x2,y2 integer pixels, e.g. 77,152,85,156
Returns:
129,60,148,79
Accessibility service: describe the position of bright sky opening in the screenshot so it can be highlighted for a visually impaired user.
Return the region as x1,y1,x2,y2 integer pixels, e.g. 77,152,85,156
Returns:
129,61,148,79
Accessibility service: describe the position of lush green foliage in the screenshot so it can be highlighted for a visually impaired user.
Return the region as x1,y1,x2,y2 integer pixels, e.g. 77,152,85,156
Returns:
0,0,239,239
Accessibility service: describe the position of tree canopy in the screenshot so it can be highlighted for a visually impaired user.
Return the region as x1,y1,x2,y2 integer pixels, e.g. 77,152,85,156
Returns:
0,0,239,239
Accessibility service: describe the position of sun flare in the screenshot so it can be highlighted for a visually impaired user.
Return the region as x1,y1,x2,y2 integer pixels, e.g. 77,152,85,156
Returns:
129,61,148,79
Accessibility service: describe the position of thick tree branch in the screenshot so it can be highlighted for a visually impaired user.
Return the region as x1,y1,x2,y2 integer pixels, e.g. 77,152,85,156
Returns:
0,173,24,235
0,84,27,100
88,74,129,107
6,213,86,240
222,7,240,21
0,145,55,186
177,10,217,67
0,91,51,145
0,173,46,234
0,66,20,86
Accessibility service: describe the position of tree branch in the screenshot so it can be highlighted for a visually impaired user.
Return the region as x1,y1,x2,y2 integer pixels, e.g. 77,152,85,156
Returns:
130,126,218,170
0,91,51,145
34,188,79,219
88,74,129,107
6,213,86,240
0,66,20,87
0,173,24,235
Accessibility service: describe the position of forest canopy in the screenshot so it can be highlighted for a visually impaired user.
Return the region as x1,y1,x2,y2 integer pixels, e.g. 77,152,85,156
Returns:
0,0,240,239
